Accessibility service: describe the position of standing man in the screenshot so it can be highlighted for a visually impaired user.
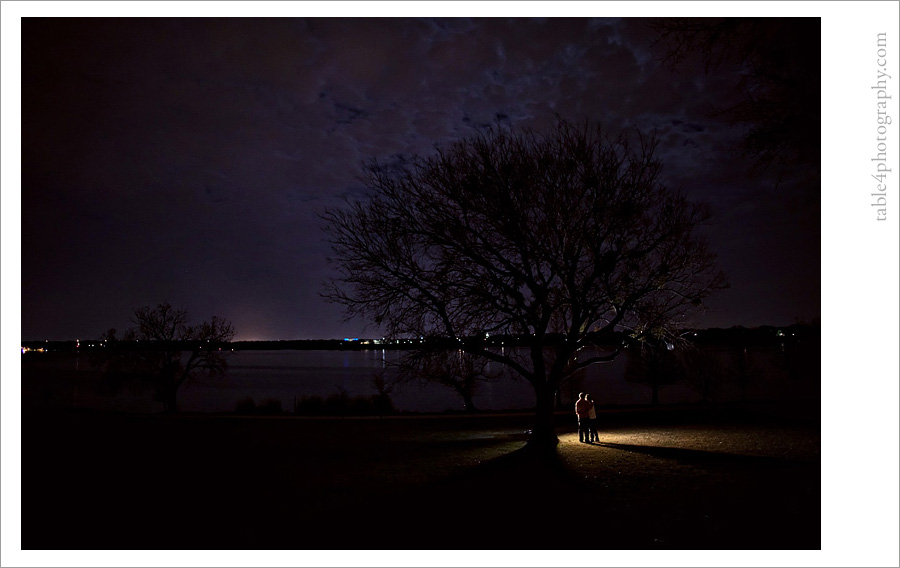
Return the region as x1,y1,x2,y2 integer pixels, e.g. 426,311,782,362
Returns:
575,392,592,443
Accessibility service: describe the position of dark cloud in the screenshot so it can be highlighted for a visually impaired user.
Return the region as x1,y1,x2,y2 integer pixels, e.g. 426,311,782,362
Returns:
21,17,820,340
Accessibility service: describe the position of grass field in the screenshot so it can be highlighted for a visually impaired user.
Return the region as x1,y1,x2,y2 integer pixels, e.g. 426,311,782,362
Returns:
21,404,819,550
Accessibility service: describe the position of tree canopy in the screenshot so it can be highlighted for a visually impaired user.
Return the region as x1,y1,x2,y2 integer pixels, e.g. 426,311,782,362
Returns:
323,120,726,446
649,17,820,181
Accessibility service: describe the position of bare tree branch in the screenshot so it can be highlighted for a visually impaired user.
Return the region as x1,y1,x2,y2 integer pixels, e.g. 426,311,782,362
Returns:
322,119,727,446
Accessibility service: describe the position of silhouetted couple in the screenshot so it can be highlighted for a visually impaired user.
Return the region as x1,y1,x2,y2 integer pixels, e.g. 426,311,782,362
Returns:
575,392,599,443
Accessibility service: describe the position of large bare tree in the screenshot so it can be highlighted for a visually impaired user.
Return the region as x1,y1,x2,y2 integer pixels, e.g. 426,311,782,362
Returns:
323,120,726,448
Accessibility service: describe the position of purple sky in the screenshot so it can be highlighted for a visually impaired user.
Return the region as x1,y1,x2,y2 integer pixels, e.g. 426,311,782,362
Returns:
20,17,820,341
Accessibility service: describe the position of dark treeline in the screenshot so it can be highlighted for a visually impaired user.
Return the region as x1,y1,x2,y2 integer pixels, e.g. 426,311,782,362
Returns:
22,323,818,353
684,323,819,347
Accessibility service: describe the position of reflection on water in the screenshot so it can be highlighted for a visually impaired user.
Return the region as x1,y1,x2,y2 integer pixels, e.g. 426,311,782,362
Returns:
182,349,537,413
24,346,813,414
164,348,674,413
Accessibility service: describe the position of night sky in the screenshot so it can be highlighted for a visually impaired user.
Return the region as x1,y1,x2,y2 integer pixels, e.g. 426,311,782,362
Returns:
17,16,823,341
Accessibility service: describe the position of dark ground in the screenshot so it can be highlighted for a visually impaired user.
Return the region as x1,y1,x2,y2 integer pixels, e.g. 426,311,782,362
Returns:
21,404,819,550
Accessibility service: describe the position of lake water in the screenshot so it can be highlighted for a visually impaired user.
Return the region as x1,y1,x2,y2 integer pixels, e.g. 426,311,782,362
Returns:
180,348,651,413
24,346,807,414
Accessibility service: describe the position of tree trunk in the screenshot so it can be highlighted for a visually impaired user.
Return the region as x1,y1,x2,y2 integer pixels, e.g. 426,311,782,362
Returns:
163,386,177,414
159,363,180,414
160,375,178,414
458,388,478,413
527,381,559,449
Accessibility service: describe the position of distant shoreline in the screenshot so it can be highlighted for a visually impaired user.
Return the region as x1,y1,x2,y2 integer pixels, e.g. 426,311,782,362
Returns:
21,322,820,353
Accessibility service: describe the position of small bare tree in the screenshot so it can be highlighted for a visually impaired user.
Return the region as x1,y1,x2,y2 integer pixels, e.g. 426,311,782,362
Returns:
99,303,235,413
625,340,683,406
681,346,726,404
395,348,499,413
323,120,726,448
730,346,757,402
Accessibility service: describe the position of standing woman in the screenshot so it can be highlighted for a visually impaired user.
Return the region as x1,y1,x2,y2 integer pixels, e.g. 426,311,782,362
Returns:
586,394,598,443
575,392,592,443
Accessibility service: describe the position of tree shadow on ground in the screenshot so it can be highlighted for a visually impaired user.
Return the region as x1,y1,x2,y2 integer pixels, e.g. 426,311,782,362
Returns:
593,442,801,469
344,444,632,550
22,412,819,550
262,439,819,550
